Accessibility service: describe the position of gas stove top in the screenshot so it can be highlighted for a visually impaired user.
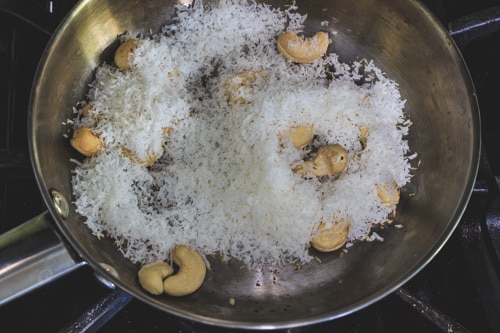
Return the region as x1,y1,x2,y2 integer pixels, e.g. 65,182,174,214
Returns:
1,1,499,332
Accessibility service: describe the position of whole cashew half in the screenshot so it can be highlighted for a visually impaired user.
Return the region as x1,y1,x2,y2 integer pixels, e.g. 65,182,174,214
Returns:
376,182,400,207
311,220,350,252
280,124,314,148
293,143,348,177
277,31,330,64
114,39,139,70
138,261,174,295
70,127,103,157
163,245,207,297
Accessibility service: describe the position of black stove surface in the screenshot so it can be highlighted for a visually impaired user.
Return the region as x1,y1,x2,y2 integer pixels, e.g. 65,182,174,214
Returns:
1,1,499,332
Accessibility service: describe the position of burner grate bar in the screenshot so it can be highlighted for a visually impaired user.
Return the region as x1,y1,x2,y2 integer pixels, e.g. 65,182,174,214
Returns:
58,289,133,333
396,288,471,333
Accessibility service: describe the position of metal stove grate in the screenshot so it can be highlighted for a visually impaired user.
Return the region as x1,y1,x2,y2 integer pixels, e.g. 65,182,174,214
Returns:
1,1,499,332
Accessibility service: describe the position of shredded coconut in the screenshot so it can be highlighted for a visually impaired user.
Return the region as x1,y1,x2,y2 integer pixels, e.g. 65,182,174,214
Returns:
70,0,412,269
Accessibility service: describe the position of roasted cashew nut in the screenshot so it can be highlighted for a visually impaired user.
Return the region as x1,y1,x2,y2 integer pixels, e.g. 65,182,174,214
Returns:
376,182,400,207
280,124,314,148
121,147,162,167
277,31,330,64
293,143,348,176
225,71,268,105
311,220,350,252
70,127,103,157
80,103,101,123
163,245,207,297
114,39,139,70
81,104,93,118
138,261,174,295
359,126,369,150
121,129,171,167
162,126,173,136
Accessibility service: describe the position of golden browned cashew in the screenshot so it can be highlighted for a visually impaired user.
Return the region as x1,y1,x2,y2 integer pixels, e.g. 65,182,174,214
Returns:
120,130,171,167
167,70,180,77
70,127,103,157
138,261,174,295
311,220,350,252
376,182,400,207
163,245,207,297
280,124,314,148
293,143,348,176
114,39,139,70
121,147,161,167
277,31,330,64
80,103,101,122
225,71,268,105
162,126,173,136
81,104,93,118
359,126,369,150
119,128,172,167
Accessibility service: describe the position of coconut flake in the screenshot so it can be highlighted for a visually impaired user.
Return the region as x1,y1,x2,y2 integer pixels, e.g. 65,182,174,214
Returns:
70,0,412,269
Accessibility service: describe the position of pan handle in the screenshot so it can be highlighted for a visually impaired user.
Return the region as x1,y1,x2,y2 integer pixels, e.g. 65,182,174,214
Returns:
0,211,86,306
448,5,500,48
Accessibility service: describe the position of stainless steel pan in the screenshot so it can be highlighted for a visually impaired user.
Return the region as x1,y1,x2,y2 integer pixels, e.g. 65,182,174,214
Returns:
0,0,480,329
